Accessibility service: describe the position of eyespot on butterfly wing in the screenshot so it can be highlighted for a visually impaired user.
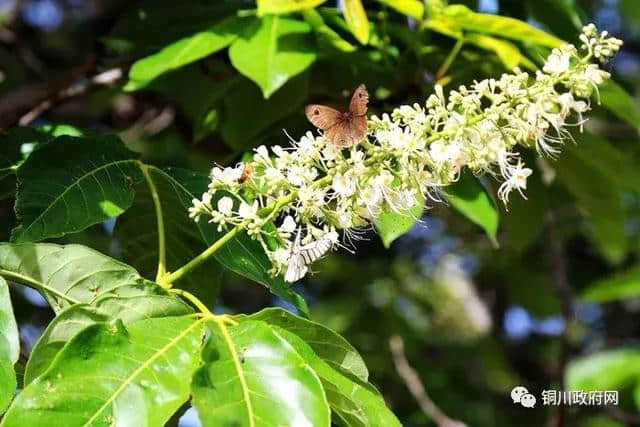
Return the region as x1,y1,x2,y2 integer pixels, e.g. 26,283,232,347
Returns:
349,84,369,116
305,105,343,130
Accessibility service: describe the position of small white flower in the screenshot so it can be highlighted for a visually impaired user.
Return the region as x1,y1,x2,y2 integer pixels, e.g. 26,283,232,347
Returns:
238,200,259,219
280,215,297,233
217,196,233,216
543,50,571,74
332,173,356,197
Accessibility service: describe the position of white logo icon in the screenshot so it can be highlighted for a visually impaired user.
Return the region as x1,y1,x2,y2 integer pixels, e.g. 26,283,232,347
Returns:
511,386,536,408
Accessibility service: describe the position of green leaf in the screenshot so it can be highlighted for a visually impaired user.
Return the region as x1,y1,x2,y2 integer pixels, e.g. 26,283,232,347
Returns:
441,5,563,47
525,0,582,42
465,34,525,71
342,0,370,45
444,171,499,245
598,80,640,132
273,327,401,427
192,319,330,427
376,0,424,19
115,165,223,301
221,72,309,151
135,168,309,316
229,15,316,98
374,192,425,248
0,127,48,180
244,307,369,382
24,293,192,384
566,349,640,391
126,15,248,91
581,265,640,303
257,0,328,16
302,9,356,53
0,278,18,415
11,135,142,243
555,145,628,264
0,243,167,313
1,316,204,427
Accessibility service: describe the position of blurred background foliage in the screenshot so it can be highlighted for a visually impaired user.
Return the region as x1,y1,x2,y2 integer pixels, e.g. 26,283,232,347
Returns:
1,0,640,425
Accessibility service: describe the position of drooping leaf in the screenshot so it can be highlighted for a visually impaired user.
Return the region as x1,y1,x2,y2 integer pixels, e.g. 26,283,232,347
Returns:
24,293,192,384
229,15,317,98
11,135,142,243
1,316,205,427
598,80,640,133
374,192,426,248
243,307,369,382
375,0,424,19
525,0,583,42
302,9,356,53
192,320,330,427
257,0,328,16
273,327,401,427
581,265,640,303
221,72,309,151
465,34,532,71
342,0,370,45
566,349,640,391
444,171,499,245
0,243,167,313
126,15,249,90
440,5,563,47
0,278,18,415
114,165,223,302
137,168,309,316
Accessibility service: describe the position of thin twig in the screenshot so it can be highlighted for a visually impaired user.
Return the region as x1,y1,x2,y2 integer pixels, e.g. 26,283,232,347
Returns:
546,211,575,427
389,335,467,427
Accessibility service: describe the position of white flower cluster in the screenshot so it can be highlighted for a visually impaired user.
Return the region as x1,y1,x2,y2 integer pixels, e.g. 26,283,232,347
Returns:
189,25,621,281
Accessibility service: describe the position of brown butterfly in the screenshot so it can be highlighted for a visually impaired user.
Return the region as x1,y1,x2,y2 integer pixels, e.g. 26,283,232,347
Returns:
305,84,369,148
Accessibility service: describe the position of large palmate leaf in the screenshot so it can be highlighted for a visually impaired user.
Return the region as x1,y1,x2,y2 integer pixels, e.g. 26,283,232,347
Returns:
126,15,249,90
244,308,368,382
11,135,142,243
24,293,192,384
444,171,499,246
0,278,18,414
1,316,205,427
275,328,401,427
115,165,223,302
135,168,309,315
0,243,166,313
229,15,316,98
192,320,330,427
374,192,426,249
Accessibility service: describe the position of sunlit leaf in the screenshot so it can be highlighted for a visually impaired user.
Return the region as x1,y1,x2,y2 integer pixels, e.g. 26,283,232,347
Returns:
0,278,18,414
126,15,249,90
374,192,426,248
465,34,528,70
24,294,192,384
192,319,330,426
1,316,205,427
243,307,369,382
257,0,328,16
0,243,167,313
11,135,142,243
376,0,424,19
342,0,370,45
274,326,401,427
581,265,640,303
566,349,640,391
444,171,499,245
302,9,356,52
229,15,316,98
599,80,640,133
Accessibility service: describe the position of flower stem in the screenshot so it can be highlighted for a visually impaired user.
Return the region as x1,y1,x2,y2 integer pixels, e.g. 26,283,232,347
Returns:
139,163,168,285
169,288,214,317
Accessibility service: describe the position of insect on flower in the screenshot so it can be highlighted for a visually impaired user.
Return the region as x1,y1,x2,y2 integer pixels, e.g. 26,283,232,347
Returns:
238,163,254,184
285,229,333,283
305,84,369,148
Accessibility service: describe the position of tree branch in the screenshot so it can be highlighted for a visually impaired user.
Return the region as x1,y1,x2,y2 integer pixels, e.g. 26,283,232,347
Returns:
389,335,467,427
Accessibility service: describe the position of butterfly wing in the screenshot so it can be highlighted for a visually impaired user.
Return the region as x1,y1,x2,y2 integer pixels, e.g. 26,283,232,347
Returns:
325,115,367,147
305,105,344,130
285,253,308,283
349,84,369,116
299,238,332,264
